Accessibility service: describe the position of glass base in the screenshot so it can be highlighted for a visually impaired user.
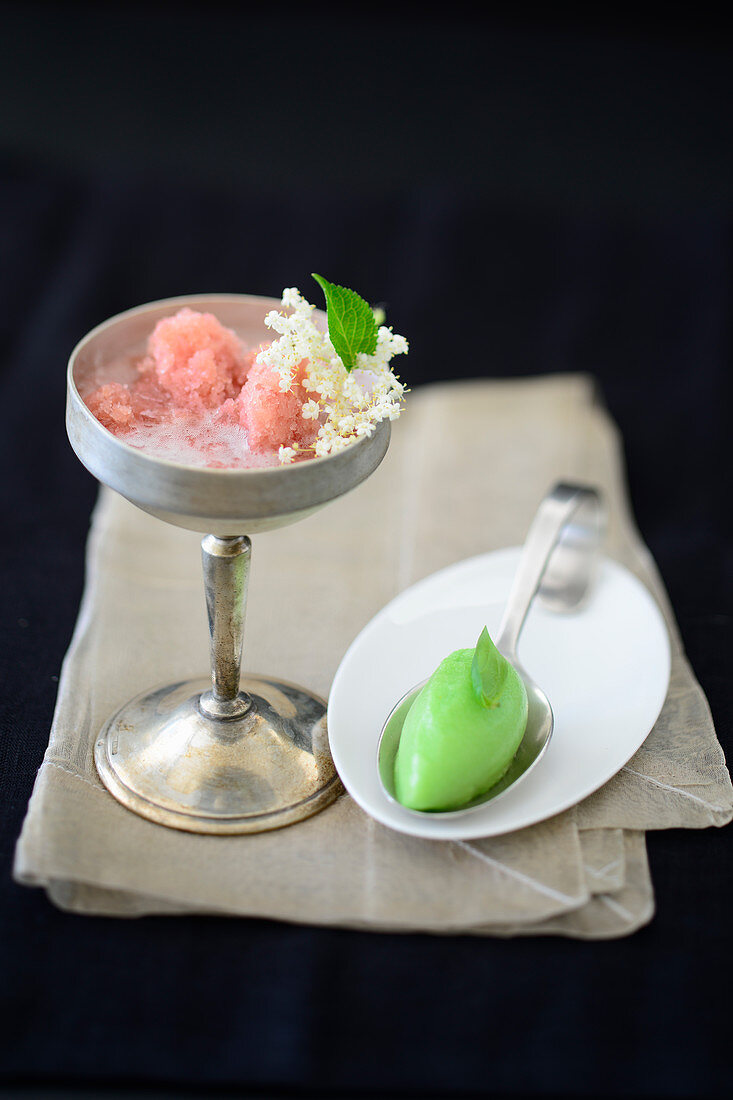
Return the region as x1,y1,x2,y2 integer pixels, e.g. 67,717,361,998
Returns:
94,676,342,834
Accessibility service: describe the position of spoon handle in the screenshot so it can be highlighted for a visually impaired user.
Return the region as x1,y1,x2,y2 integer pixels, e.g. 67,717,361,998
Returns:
496,483,604,661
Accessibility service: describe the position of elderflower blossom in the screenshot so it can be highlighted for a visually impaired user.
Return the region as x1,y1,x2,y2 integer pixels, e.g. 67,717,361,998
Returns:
259,287,408,463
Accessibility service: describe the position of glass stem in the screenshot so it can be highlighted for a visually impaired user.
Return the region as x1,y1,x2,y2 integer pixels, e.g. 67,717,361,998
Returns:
200,534,252,720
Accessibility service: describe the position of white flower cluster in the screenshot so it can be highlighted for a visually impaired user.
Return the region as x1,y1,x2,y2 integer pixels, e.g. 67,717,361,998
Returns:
259,287,408,462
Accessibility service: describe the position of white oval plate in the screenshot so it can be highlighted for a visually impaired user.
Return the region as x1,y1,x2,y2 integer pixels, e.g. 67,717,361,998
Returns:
328,549,671,840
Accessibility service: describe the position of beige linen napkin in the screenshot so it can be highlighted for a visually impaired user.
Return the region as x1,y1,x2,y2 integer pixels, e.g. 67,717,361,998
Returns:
14,376,733,936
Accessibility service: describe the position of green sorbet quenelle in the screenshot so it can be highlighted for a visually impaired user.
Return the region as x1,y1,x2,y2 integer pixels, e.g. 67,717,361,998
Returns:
394,627,528,811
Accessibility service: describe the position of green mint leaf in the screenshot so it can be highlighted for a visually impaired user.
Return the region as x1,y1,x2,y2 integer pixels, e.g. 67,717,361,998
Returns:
312,273,378,371
471,627,507,707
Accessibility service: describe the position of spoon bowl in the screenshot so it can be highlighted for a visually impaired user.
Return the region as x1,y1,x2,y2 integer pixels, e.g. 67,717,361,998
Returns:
376,483,603,818
377,668,553,816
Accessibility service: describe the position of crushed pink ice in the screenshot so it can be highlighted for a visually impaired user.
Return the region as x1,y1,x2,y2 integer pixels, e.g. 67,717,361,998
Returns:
83,308,320,468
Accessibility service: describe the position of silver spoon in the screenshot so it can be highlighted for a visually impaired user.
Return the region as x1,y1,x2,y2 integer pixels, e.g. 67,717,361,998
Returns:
377,482,604,816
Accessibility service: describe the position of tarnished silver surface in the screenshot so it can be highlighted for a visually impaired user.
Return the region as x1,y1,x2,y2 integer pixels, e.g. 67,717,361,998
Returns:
377,483,604,816
67,294,390,833
95,676,341,834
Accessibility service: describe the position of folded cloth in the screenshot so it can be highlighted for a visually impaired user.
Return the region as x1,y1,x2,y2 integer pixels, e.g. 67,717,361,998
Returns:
14,376,733,936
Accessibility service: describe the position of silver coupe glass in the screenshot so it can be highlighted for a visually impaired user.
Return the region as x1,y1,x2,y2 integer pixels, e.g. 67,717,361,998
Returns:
66,294,390,834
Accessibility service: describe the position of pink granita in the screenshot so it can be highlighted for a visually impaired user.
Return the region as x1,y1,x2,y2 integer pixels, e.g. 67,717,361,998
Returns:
144,307,253,410
86,383,134,430
238,358,320,452
82,308,320,468
128,368,174,423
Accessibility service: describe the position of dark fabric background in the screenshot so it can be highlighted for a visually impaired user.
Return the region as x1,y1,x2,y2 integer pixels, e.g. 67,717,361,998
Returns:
0,4,731,1098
